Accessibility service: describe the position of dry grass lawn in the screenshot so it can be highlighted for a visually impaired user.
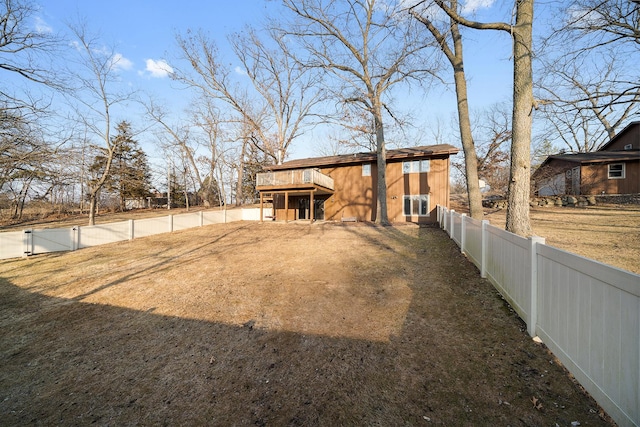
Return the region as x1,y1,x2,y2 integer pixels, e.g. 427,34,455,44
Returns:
476,204,640,275
0,221,614,426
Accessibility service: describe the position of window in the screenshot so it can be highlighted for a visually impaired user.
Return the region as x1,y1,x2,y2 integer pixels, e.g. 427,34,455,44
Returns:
403,194,430,216
608,163,625,179
362,163,371,177
403,159,430,174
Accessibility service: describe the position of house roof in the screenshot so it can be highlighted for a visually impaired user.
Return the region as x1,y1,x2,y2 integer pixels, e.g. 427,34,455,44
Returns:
267,144,459,171
544,150,640,164
532,149,640,179
532,121,640,180
598,121,639,151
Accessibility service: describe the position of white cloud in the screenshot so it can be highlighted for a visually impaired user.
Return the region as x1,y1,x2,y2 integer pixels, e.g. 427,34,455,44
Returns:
234,66,247,76
144,59,173,78
567,6,605,27
111,53,133,71
34,16,53,33
461,0,495,14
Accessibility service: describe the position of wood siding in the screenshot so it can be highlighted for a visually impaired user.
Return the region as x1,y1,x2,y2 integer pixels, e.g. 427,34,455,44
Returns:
535,158,640,196
581,160,640,195
270,156,452,223
603,124,639,151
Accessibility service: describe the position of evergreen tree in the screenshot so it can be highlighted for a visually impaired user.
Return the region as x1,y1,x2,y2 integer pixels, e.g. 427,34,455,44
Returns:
89,121,152,211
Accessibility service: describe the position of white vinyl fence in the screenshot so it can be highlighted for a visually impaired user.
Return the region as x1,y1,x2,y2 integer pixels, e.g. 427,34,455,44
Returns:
437,205,640,427
0,208,271,260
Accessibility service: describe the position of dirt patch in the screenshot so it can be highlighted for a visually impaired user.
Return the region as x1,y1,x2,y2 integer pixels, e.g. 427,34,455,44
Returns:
0,222,613,425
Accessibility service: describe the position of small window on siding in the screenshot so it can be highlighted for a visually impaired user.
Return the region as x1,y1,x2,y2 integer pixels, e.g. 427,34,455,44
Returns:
362,163,371,176
608,163,625,179
403,161,413,174
403,159,430,173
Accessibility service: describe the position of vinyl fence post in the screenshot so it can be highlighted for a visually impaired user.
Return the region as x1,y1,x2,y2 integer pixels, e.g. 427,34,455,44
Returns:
23,229,33,257
443,206,448,231
480,220,489,278
460,213,466,254
169,214,174,232
71,226,78,251
528,236,545,337
449,209,455,238
128,219,134,240
199,211,204,227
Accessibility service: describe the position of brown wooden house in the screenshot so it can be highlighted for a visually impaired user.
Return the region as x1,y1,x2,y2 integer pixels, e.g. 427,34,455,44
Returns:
533,121,640,196
256,144,459,224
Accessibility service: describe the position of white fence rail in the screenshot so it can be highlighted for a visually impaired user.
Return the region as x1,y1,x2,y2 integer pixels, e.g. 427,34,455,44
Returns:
78,221,130,249
0,208,271,260
437,205,640,427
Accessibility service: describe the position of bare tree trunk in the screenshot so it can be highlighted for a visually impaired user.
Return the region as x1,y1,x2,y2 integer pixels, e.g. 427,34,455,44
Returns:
87,146,116,226
411,2,483,219
505,0,534,236
88,194,98,225
236,139,247,207
432,0,535,235
374,106,390,225
450,20,483,219
167,167,171,210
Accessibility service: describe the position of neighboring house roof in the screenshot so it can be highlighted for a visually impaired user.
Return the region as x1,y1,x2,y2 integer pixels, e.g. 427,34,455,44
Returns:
267,144,459,171
532,150,640,180
532,121,640,180
544,150,639,165
598,120,639,151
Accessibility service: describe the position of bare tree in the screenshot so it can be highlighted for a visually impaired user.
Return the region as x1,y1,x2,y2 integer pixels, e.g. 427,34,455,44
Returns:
410,0,483,220
171,26,321,166
431,0,535,236
537,0,639,151
0,0,62,112
281,0,438,225
450,104,511,196
475,105,511,195
147,96,231,208
229,26,324,164
146,101,200,202
190,97,230,207
554,0,639,50
536,54,639,152
65,23,136,225
1,0,69,217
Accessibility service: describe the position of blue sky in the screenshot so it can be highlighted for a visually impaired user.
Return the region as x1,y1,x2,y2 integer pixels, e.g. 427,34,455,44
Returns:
33,0,516,161
38,1,278,96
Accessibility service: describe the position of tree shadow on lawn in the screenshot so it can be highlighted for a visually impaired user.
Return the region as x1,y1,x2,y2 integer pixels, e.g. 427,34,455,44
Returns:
0,224,613,426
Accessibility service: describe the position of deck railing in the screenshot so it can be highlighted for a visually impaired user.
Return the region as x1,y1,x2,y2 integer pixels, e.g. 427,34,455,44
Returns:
256,169,334,191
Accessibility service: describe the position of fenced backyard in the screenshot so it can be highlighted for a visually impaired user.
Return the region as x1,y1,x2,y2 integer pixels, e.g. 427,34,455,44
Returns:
0,221,615,425
0,205,636,425
438,205,640,427
0,208,268,260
